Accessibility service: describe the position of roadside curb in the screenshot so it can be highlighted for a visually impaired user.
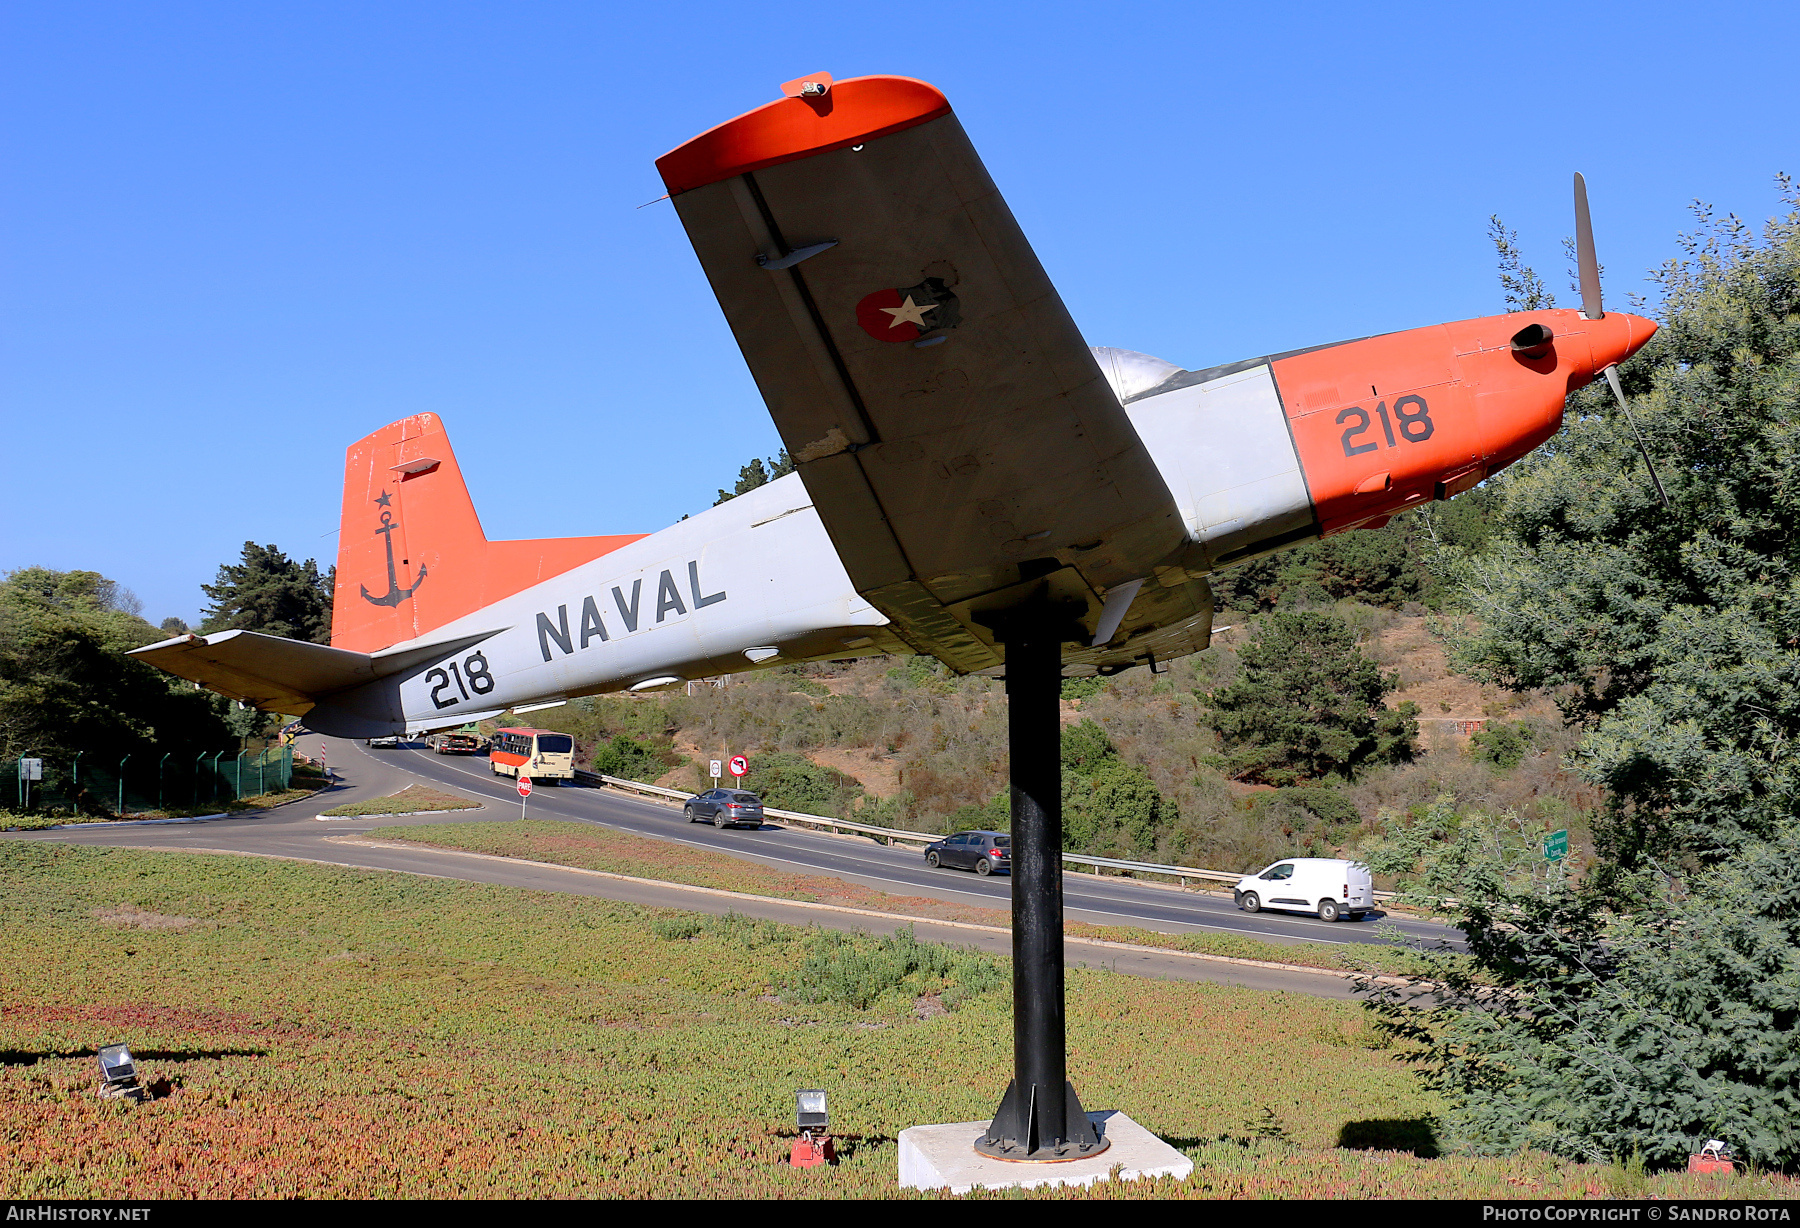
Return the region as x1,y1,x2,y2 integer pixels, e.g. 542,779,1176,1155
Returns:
328,836,1391,985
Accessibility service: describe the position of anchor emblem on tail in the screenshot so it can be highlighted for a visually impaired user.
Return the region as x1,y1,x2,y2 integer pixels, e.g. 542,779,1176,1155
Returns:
360,491,427,607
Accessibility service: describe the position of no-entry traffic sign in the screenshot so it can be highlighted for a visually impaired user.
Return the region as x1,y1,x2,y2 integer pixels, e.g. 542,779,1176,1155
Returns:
729,755,748,778
518,776,533,797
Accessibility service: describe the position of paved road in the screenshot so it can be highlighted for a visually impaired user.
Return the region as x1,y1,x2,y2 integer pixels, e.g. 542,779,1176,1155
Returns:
6,736,1460,999
368,736,1459,952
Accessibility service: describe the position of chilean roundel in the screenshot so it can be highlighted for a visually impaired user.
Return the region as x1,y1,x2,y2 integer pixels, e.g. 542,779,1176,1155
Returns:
854,276,962,343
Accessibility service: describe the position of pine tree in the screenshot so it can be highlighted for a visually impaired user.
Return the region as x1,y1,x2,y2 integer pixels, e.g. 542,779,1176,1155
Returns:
199,543,333,644
1203,610,1418,784
713,450,796,505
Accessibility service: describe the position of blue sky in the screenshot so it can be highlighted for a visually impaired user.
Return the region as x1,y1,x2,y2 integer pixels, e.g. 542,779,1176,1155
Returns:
4,0,1796,626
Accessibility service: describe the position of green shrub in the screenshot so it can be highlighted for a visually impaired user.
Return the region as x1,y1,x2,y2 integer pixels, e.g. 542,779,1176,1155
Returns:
739,751,862,816
1054,719,1171,856
591,734,675,782
651,916,706,940
1253,786,1361,830
1061,676,1106,701
943,791,1009,833
780,927,1003,1011
1468,720,1536,770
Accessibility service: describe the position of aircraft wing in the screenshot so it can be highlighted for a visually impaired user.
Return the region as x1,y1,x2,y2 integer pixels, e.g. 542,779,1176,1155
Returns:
658,75,1207,673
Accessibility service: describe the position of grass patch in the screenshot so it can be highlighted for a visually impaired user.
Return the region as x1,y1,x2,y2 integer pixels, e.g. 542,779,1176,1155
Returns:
319,785,482,818
1,841,1791,1198
1065,922,1452,980
370,821,1439,977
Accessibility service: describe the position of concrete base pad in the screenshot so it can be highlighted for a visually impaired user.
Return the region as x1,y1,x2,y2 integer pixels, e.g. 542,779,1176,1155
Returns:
898,1110,1191,1194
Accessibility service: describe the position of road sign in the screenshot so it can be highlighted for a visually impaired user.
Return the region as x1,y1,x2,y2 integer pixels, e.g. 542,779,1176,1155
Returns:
518,776,533,797
710,759,722,780
17,759,42,781
729,755,748,778
1545,829,1569,861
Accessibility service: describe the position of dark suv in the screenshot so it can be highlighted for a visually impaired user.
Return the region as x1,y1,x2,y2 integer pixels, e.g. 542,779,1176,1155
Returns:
684,789,765,829
924,830,1011,876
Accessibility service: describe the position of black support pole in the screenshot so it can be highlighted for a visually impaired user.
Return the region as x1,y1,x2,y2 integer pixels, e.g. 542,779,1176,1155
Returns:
975,609,1106,1161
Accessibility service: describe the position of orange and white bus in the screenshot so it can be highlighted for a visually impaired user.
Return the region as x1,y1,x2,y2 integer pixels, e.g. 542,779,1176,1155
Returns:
488,727,576,784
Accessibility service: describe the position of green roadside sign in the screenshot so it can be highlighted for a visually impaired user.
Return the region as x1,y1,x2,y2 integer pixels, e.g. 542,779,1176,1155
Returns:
1545,829,1569,861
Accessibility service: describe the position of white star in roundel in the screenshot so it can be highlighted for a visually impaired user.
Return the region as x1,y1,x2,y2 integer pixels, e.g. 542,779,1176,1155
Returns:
880,295,937,329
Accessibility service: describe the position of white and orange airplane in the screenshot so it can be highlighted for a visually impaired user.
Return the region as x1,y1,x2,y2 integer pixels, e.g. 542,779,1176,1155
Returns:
133,73,1655,738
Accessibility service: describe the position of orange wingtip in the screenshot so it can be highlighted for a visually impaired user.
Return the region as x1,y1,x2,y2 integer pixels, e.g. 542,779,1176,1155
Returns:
656,75,951,195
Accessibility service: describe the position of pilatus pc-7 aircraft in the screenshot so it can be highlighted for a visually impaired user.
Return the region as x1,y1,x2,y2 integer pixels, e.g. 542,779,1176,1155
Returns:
134,73,1656,737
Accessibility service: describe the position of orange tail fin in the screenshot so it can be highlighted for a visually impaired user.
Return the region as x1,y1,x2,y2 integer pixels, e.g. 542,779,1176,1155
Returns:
331,414,644,653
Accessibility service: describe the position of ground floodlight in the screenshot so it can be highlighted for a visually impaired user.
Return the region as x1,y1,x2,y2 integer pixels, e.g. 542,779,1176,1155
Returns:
97,1043,136,1084
789,1089,835,1168
96,1042,146,1102
796,1089,828,1132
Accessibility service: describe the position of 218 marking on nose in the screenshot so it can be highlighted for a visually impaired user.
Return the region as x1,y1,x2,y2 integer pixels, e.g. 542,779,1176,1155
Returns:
1338,394,1435,456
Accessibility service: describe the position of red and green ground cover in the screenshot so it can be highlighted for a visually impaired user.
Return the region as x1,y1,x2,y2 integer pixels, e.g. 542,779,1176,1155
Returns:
1,840,1790,1199
369,820,1432,976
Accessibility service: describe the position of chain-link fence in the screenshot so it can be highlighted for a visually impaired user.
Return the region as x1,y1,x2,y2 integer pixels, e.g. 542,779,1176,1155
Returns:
13,747,294,817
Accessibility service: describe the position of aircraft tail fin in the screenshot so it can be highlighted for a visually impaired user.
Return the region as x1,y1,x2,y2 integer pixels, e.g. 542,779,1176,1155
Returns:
331,414,644,653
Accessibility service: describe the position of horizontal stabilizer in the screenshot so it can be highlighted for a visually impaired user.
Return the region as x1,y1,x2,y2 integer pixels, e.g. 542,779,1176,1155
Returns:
129,626,505,715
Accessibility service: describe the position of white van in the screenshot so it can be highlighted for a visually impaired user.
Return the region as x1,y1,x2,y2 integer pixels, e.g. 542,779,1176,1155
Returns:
1233,858,1374,922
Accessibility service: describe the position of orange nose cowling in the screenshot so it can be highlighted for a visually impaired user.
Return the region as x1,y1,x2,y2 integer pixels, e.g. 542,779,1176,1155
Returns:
1275,309,1660,538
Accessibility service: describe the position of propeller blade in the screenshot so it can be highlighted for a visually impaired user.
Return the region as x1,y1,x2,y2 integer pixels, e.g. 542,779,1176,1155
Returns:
1574,172,1604,320
1604,365,1670,508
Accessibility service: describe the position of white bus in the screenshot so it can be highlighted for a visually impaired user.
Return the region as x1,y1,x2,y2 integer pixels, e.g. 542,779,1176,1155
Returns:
488,727,576,784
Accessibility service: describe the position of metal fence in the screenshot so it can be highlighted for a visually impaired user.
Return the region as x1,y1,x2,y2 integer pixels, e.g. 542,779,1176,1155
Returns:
12,747,294,816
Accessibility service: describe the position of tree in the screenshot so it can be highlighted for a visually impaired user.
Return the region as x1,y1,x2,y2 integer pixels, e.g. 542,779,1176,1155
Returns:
200,543,333,644
1211,491,1497,613
1488,215,1557,311
1364,180,1800,1170
1060,719,1167,856
0,567,230,777
713,450,795,506
1361,801,1800,1169
1203,609,1418,785
1446,180,1800,867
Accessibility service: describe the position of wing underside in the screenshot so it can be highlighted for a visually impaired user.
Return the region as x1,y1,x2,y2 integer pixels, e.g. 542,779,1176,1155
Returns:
659,77,1211,673
129,626,503,724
